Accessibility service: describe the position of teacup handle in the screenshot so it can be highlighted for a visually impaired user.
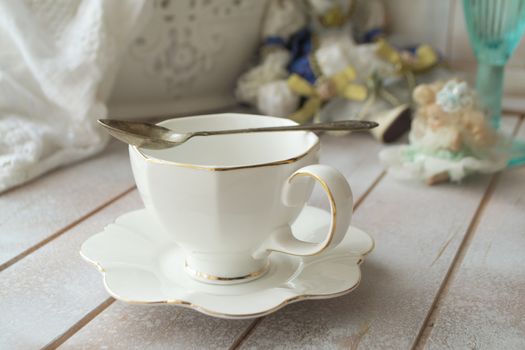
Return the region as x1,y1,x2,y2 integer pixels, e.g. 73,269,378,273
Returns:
253,164,353,258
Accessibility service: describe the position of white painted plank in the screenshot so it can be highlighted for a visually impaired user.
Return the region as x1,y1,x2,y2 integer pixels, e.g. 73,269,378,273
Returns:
58,132,387,349
0,191,143,349
0,142,134,266
0,190,251,349
239,177,494,349
425,122,525,350
237,117,521,349
311,132,387,209
58,303,251,350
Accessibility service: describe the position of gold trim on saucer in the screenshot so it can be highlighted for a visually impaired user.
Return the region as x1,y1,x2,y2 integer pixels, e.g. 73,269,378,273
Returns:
80,249,362,319
126,278,362,319
80,250,106,273
183,260,270,282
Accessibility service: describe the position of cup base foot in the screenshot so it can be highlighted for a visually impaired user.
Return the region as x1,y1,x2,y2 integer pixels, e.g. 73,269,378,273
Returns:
184,260,270,285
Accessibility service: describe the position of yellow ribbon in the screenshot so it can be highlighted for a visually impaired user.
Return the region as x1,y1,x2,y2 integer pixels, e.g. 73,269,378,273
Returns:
313,2,355,28
287,66,367,124
319,7,347,28
375,38,438,74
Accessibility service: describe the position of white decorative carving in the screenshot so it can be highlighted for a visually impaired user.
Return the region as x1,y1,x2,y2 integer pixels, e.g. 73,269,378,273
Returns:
125,0,261,97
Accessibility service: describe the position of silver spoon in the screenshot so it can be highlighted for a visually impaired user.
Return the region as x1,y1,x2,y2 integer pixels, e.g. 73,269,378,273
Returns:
98,118,379,150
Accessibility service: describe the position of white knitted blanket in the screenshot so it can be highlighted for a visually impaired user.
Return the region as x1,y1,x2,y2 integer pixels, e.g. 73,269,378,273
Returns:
0,0,148,193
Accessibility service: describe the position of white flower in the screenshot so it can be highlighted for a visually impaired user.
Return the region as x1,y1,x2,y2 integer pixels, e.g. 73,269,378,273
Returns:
436,81,473,113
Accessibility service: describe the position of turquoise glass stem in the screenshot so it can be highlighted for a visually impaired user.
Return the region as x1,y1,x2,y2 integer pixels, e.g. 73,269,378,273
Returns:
463,0,525,166
476,63,504,129
508,139,525,167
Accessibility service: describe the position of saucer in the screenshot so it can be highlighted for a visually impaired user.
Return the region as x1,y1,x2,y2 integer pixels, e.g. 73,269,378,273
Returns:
80,206,374,319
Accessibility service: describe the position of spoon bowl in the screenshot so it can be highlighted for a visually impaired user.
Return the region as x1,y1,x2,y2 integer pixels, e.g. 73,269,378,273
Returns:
97,119,187,149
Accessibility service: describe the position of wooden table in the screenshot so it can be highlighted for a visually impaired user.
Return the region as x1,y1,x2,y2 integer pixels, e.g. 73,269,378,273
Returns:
1,113,524,350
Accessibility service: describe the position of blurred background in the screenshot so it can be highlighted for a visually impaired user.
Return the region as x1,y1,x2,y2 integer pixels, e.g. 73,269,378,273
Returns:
108,0,525,119
1,0,524,192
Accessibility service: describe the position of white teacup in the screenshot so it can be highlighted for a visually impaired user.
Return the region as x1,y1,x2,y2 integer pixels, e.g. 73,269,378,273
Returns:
129,114,353,284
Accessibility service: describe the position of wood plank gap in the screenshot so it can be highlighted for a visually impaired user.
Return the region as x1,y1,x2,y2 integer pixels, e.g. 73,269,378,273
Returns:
227,170,387,349
353,171,386,210
0,186,136,272
503,109,525,117
412,117,524,350
412,173,501,350
40,297,115,350
228,318,263,350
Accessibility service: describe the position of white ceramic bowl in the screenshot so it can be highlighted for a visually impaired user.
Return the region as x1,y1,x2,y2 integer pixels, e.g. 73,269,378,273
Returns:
108,0,269,119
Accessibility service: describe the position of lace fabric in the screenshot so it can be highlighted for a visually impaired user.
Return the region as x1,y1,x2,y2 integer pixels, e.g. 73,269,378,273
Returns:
0,0,148,193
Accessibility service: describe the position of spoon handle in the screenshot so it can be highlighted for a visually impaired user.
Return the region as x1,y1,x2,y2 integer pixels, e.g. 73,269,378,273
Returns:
192,120,378,137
